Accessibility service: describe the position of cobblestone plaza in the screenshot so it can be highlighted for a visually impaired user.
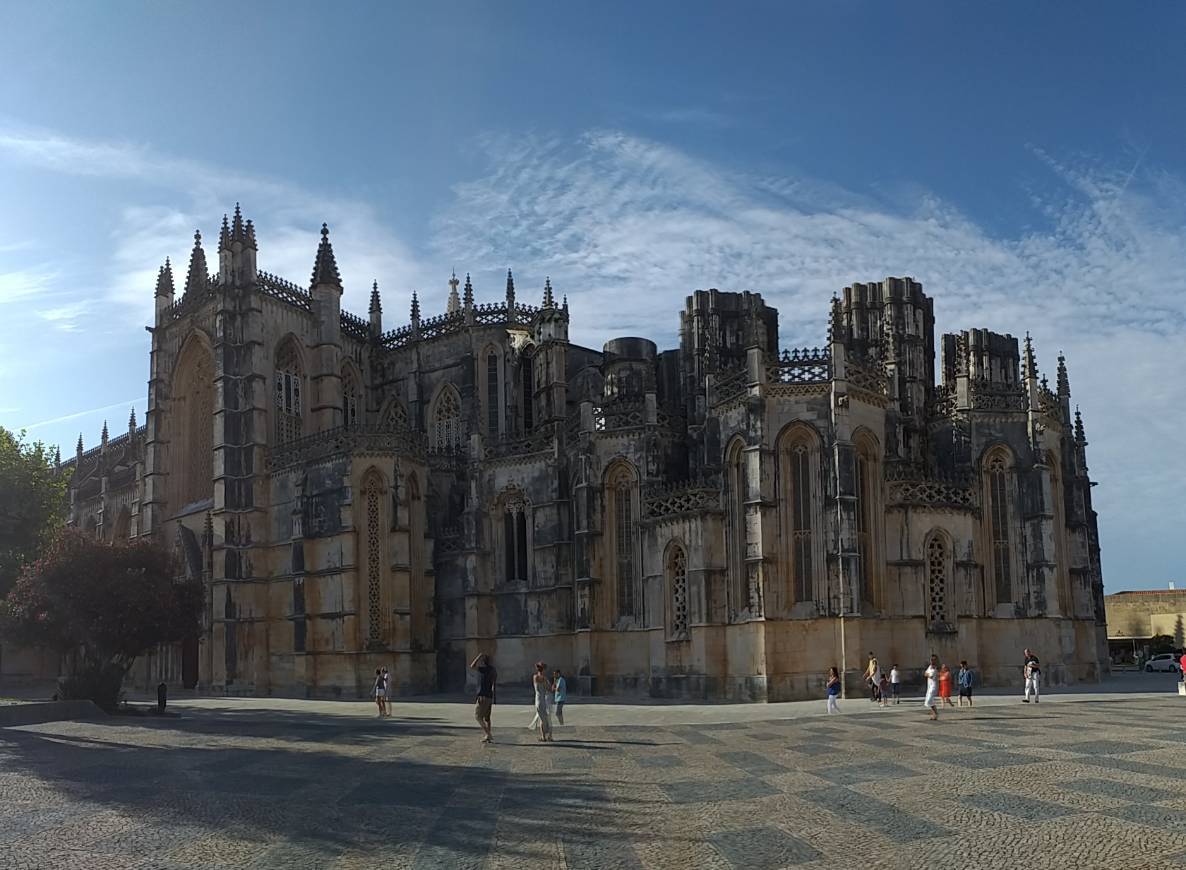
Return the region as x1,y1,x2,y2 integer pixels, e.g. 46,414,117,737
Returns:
2,693,1185,869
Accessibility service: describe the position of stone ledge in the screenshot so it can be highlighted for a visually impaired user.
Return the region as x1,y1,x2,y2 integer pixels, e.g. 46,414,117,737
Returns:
0,700,105,728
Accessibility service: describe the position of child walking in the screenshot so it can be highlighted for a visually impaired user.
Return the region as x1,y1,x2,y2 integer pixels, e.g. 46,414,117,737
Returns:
890,664,901,704
878,671,891,708
826,667,841,714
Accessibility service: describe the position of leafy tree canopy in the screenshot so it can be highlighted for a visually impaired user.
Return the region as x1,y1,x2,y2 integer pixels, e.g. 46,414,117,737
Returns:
0,427,67,597
1,530,204,710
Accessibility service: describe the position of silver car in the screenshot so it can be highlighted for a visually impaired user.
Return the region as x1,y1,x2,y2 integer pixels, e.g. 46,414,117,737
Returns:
1145,653,1181,673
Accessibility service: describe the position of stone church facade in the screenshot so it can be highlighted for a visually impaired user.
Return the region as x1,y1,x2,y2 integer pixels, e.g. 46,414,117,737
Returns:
62,207,1108,700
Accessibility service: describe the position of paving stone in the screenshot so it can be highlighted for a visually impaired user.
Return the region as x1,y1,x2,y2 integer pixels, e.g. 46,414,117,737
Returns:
931,750,1039,769
810,761,919,785
715,750,789,776
961,791,1079,820
800,786,950,842
660,777,780,804
1106,804,1186,833
1061,777,1179,803
1062,740,1149,755
636,754,685,769
708,826,822,867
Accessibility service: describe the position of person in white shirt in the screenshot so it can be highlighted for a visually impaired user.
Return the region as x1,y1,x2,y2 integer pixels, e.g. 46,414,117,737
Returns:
890,665,901,705
923,654,940,721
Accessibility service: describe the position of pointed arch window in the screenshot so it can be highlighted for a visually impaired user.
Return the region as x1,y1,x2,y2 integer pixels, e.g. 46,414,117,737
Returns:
606,463,641,620
360,469,387,648
667,543,689,637
725,440,752,617
500,489,530,583
380,400,408,432
853,432,882,609
274,340,304,445
342,366,360,429
430,385,464,451
777,425,820,607
986,451,1014,605
173,338,214,507
486,352,500,437
1049,450,1072,615
926,533,949,624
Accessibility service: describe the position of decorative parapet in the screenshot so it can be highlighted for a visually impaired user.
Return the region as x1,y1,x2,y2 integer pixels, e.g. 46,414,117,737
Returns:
379,323,414,349
969,378,1026,412
593,398,645,432
885,464,976,511
340,311,369,341
257,271,312,313
766,347,830,384
161,276,218,321
1037,385,1061,421
643,479,721,520
929,384,957,419
419,310,466,340
483,427,556,460
267,423,424,470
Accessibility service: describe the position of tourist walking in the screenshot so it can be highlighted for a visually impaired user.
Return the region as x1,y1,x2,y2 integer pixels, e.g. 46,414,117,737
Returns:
878,671,891,708
553,669,567,726
865,652,881,702
471,653,497,744
372,668,387,718
923,655,940,721
938,663,955,707
890,664,901,704
382,667,392,717
826,667,841,714
1022,648,1041,703
533,661,553,742
958,660,974,707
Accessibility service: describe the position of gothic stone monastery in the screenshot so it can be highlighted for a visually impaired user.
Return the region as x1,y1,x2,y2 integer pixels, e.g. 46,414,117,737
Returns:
62,207,1108,700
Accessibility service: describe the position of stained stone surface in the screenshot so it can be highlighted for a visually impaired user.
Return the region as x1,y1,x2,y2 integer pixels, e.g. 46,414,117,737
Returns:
3,697,1186,869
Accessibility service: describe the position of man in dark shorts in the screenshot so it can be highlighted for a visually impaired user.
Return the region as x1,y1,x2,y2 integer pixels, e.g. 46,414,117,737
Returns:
471,653,497,743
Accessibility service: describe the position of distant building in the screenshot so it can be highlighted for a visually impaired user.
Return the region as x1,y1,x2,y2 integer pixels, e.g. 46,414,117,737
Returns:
1104,590,1186,660
57,206,1108,700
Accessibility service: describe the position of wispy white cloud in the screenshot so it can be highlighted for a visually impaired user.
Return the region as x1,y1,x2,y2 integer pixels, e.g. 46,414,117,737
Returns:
21,396,143,432
434,130,1186,586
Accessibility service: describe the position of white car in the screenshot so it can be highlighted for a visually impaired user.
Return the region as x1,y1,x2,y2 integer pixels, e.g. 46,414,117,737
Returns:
1144,654,1181,673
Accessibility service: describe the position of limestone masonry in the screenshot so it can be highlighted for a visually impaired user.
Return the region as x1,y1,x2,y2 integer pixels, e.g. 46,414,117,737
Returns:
59,206,1107,700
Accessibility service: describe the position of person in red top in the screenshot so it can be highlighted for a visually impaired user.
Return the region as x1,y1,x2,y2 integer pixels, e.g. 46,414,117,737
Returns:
1178,650,1186,681
938,664,956,707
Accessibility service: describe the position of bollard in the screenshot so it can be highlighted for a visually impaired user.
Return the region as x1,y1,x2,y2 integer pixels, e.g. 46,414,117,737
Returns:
157,681,167,713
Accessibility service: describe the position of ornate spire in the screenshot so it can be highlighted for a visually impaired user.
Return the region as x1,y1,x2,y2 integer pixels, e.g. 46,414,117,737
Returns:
128,407,137,432
76,433,83,456
310,223,341,287
53,445,61,468
100,420,109,450
828,294,844,343
244,219,257,251
1023,332,1037,381
218,214,232,251
410,290,420,323
155,258,175,298
505,269,515,302
183,230,208,296
369,280,382,314
1056,352,1070,397
1074,406,1086,445
542,276,555,308
231,202,245,242
447,270,461,315
562,293,568,312
463,273,474,308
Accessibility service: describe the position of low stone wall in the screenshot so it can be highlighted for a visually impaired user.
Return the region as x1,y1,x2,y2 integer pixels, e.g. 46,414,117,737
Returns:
0,700,104,728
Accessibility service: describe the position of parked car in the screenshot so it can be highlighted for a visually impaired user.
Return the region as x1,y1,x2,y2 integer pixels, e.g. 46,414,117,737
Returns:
1145,653,1180,673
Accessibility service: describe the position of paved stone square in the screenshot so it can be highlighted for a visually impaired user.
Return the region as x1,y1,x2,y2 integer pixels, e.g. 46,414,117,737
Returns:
2,693,1186,869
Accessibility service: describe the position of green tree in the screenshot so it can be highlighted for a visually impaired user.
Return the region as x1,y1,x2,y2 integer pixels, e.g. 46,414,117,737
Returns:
0,427,67,598
1,530,204,711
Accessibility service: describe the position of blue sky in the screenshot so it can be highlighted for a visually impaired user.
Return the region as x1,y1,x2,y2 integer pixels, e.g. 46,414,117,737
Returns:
1,2,1183,590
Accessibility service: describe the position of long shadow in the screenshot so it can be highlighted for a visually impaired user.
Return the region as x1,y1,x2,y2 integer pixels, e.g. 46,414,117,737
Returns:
0,720,656,867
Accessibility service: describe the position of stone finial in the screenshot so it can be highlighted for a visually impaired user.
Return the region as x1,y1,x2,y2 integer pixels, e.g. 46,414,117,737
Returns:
76,433,83,456
128,407,137,433
1074,406,1086,445
505,269,515,302
828,294,844,343
1023,332,1037,381
53,445,61,468
369,280,382,314
542,277,555,308
231,202,245,242
155,258,175,298
218,214,232,251
183,230,208,296
463,273,474,308
310,223,342,287
562,294,568,313
244,218,257,251
1057,352,1070,397
410,290,421,323
447,269,461,315
100,420,109,450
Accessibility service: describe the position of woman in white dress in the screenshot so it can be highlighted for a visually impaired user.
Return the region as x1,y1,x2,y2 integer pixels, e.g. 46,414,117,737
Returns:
532,661,553,742
923,654,940,721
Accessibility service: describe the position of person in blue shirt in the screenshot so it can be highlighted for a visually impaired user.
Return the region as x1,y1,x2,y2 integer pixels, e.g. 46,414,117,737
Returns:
552,668,567,726
826,666,841,714
958,660,975,707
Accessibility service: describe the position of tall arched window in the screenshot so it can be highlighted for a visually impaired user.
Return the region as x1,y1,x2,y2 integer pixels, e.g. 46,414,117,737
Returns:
985,449,1014,605
777,425,820,607
606,462,641,620
342,366,360,429
724,439,748,618
926,532,949,624
429,384,464,451
521,350,535,433
274,339,304,445
1049,450,1072,616
666,542,689,637
380,399,408,431
500,489,530,583
173,336,214,508
360,468,387,648
485,351,500,437
853,431,882,610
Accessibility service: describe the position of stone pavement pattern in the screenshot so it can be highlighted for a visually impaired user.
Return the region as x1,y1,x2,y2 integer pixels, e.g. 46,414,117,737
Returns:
3,697,1186,869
